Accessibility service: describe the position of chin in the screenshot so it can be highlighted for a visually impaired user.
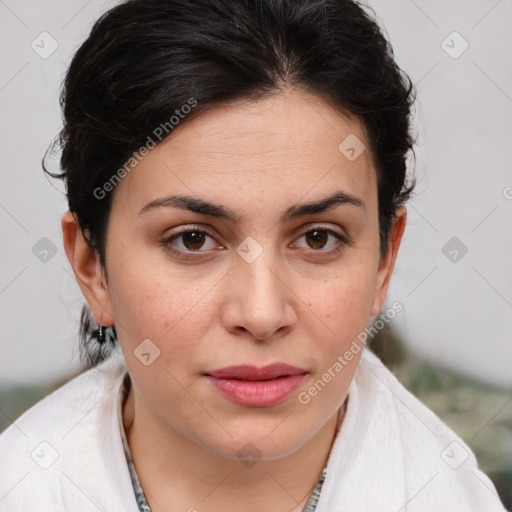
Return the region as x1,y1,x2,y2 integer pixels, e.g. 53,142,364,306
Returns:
201,423,309,463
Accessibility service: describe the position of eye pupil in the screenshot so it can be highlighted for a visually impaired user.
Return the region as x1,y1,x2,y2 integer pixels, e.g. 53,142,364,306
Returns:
183,231,205,250
306,230,328,249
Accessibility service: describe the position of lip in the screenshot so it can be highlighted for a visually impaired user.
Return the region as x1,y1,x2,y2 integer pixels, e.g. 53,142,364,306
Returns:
206,363,307,380
204,363,308,407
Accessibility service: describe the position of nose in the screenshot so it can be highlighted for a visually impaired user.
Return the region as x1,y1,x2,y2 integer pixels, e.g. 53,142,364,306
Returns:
221,246,297,342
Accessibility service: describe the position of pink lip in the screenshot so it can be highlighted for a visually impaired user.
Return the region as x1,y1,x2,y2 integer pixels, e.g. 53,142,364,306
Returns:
206,363,307,380
204,364,307,407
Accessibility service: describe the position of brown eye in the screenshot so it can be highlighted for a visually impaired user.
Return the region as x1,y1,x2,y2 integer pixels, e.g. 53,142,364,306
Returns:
304,229,329,249
162,227,220,254
294,227,350,253
181,231,207,250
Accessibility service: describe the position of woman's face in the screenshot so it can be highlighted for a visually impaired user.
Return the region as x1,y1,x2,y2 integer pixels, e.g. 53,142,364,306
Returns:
78,89,405,461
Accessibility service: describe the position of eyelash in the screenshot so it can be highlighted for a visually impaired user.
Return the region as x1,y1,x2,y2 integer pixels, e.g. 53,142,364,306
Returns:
159,225,352,259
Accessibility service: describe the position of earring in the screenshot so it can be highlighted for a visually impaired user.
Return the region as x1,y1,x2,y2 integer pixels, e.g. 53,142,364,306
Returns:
92,324,106,343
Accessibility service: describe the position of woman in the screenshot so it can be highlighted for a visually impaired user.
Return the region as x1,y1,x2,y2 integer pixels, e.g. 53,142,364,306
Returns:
0,0,507,511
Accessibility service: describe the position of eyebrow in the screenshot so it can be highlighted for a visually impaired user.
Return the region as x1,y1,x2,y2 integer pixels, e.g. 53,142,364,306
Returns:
138,190,366,222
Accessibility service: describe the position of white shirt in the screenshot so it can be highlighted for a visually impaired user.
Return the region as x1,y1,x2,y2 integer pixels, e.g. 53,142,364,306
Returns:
0,347,507,511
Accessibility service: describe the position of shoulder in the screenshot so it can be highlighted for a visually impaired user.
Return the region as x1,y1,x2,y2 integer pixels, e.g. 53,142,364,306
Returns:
0,349,137,512
317,349,507,512
0,349,127,443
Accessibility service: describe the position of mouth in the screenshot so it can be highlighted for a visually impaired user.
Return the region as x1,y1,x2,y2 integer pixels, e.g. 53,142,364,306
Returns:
203,363,308,407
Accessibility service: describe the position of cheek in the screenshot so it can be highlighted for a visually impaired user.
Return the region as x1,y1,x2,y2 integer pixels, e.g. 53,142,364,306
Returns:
106,256,205,343
295,260,377,398
296,269,375,413
301,262,376,333
105,260,228,386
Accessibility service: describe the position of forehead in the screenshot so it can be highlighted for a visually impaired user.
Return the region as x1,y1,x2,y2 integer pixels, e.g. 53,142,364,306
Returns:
114,89,376,213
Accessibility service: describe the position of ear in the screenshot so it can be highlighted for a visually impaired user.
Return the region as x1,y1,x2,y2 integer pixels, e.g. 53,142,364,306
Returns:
370,205,407,317
61,211,115,326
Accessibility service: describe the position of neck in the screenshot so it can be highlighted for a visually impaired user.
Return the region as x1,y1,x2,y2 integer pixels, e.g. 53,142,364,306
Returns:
122,376,345,512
